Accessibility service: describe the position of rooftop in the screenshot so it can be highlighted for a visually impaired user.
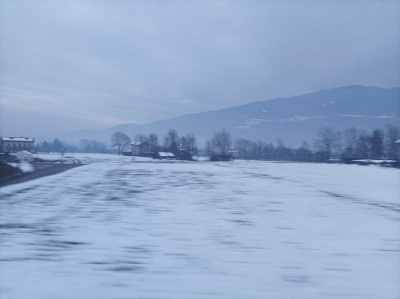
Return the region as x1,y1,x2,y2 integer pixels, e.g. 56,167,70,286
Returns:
130,141,149,146
2,137,35,142
158,152,175,157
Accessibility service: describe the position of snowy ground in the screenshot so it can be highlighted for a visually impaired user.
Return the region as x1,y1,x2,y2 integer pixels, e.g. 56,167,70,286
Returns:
0,154,399,299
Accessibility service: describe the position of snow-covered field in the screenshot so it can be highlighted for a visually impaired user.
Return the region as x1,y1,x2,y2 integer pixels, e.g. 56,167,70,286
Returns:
0,154,399,299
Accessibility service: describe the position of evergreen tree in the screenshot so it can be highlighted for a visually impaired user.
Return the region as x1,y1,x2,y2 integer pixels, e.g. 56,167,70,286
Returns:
41,141,50,152
163,129,179,154
355,134,372,159
371,129,384,159
52,138,63,152
384,125,400,159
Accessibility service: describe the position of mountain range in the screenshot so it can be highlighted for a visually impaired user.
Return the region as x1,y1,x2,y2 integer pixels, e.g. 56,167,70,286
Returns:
61,85,400,147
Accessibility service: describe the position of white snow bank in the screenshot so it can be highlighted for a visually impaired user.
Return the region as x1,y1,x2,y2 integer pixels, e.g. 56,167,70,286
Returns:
16,150,33,162
18,161,34,172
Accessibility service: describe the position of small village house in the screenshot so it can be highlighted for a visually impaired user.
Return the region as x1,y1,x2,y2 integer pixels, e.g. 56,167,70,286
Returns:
153,152,176,160
130,141,158,157
1,137,35,153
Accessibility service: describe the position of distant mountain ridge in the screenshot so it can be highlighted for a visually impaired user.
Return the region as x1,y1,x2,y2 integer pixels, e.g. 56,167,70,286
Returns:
61,85,400,146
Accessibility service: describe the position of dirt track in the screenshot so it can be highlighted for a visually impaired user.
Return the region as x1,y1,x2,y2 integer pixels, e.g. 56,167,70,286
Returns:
0,163,82,187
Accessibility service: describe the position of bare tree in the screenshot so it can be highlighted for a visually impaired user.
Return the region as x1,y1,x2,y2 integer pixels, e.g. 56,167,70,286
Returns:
134,134,148,143
314,126,341,159
148,133,159,145
384,124,400,159
206,130,231,155
163,129,179,153
179,133,197,154
111,132,131,154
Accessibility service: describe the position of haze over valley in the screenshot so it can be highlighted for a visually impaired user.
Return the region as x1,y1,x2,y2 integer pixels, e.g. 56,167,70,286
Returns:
61,85,400,147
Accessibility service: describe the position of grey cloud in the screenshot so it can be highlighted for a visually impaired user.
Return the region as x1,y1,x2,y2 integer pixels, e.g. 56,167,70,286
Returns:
1,0,399,138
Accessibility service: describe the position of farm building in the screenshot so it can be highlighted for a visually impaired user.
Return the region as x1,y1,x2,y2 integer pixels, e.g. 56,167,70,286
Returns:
153,152,176,160
131,141,158,157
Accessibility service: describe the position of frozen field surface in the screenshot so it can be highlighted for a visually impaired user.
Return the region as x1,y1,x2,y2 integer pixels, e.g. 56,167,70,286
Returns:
0,154,399,299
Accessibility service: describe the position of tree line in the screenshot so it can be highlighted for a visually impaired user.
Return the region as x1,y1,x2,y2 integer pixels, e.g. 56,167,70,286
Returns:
35,138,110,154
111,130,198,157
234,124,400,162
35,124,399,162
314,124,399,161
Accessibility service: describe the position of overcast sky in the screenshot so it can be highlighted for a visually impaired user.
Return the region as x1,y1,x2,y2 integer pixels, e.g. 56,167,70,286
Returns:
1,0,399,138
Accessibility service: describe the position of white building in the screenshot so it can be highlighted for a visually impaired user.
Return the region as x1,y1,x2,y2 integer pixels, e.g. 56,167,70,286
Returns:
1,137,35,153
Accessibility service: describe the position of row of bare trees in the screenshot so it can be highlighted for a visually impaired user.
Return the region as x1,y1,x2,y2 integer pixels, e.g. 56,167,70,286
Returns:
232,124,399,162
110,132,131,154
314,124,400,160
110,130,198,155
35,138,109,153
37,125,399,162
